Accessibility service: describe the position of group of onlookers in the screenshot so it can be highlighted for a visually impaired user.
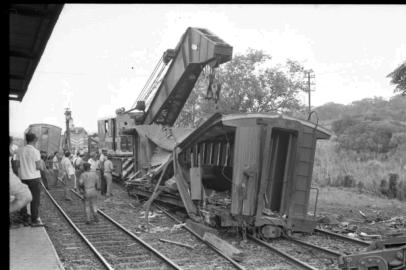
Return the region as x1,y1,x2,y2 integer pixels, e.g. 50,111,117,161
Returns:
10,133,115,227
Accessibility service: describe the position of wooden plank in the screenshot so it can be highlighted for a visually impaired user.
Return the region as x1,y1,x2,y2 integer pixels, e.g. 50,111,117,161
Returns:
203,232,246,262
185,219,218,237
173,151,197,215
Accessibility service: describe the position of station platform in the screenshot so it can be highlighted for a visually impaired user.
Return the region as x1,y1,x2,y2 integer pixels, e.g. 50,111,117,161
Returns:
10,224,64,270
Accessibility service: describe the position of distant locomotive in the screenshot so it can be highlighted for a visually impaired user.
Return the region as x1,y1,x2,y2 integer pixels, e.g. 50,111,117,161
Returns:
97,111,144,180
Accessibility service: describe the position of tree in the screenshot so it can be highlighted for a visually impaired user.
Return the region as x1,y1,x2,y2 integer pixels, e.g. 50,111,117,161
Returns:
387,61,406,96
314,102,346,121
175,49,310,127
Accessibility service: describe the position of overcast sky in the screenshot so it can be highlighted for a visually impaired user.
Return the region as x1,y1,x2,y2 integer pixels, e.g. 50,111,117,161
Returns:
9,4,406,137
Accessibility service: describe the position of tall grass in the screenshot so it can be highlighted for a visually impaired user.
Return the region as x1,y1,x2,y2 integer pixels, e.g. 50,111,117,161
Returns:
312,140,406,200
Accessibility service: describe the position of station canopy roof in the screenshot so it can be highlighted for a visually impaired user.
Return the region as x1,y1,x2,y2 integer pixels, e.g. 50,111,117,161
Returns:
9,4,63,101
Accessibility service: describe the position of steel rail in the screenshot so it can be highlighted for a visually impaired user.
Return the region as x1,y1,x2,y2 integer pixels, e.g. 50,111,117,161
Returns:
284,236,343,257
154,203,247,270
41,184,114,270
249,235,319,270
70,189,183,270
315,228,371,247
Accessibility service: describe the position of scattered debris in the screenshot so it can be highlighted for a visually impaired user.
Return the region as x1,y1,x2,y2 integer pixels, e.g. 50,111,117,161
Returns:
128,203,136,209
170,223,185,232
203,232,246,262
359,232,382,240
159,238,195,249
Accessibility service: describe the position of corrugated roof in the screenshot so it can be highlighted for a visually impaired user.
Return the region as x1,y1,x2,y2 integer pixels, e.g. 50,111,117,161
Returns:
9,4,63,101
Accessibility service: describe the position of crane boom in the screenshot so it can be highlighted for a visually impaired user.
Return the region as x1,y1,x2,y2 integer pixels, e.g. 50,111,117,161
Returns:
142,27,233,126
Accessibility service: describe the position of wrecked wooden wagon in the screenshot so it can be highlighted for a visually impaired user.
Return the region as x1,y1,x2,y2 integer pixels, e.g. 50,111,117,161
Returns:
124,112,331,238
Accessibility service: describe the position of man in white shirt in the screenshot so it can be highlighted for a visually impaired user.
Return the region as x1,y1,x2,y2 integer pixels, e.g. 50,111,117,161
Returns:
88,152,101,190
61,151,75,201
52,151,60,186
9,137,32,214
15,133,44,227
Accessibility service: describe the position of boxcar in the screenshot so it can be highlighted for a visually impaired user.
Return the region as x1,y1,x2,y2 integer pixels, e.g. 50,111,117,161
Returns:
25,123,62,155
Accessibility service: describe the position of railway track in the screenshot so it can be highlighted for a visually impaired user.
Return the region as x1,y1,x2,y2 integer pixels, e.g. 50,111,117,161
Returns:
41,186,106,270
291,228,370,257
43,185,181,270
72,189,241,270
47,180,372,270
155,203,338,270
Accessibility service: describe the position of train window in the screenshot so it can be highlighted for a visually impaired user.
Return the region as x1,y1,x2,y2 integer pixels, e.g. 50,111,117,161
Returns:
120,135,132,152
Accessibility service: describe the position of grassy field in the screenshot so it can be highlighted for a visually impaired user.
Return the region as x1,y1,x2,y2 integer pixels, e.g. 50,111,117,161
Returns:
309,186,406,219
312,140,406,200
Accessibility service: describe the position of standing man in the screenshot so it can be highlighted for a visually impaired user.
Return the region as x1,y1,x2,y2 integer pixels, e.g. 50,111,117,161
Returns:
99,149,108,196
61,151,75,201
9,137,32,214
74,151,84,191
52,151,60,187
15,132,44,227
104,153,114,197
88,152,101,190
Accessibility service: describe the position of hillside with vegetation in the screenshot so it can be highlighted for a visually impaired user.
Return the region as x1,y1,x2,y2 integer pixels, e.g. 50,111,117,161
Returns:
313,95,406,201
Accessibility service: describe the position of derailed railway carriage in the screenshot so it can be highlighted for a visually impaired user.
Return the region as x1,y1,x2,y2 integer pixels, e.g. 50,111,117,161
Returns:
126,112,331,237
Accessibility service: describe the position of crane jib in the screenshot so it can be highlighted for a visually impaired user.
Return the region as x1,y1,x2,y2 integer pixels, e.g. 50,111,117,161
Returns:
141,27,233,126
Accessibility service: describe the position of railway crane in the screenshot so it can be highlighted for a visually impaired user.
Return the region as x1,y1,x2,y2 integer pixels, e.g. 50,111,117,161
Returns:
102,27,332,240
97,27,232,180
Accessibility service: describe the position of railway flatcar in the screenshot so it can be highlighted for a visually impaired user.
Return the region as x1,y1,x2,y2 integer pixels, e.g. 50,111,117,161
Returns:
126,112,331,237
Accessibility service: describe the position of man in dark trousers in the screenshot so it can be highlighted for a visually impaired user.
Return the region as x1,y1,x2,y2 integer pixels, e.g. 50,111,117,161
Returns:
15,132,44,227
99,149,108,195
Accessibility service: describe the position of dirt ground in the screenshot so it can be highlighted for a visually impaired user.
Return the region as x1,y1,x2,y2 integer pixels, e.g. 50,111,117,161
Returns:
310,186,406,239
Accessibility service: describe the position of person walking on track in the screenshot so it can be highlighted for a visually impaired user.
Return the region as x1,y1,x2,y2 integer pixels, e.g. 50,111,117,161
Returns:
74,152,85,191
78,162,99,225
15,132,44,227
61,151,75,201
52,151,60,186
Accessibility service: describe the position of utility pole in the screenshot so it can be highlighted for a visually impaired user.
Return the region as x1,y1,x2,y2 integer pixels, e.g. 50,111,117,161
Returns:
306,71,315,114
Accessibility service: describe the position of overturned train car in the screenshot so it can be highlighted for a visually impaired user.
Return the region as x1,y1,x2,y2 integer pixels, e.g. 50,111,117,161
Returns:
125,112,331,236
